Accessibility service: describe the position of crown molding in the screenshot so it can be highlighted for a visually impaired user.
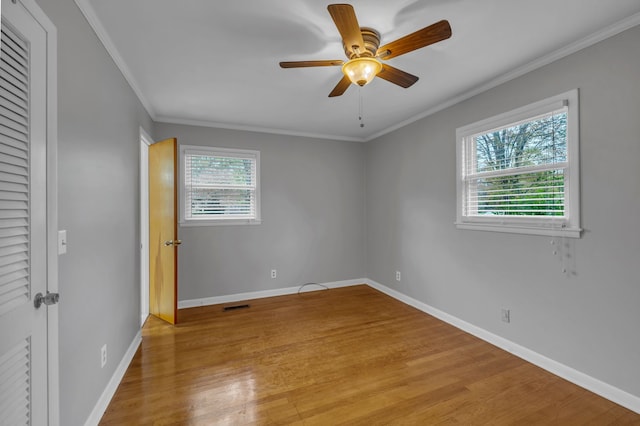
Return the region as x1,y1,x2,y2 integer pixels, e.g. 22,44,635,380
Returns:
155,115,366,143
364,11,640,142
74,0,639,143
74,0,157,120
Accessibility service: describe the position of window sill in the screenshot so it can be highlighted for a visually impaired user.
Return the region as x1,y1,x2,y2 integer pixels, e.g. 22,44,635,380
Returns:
180,219,262,227
455,222,581,238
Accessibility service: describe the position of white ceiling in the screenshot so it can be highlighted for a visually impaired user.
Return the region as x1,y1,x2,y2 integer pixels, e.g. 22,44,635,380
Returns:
77,0,640,141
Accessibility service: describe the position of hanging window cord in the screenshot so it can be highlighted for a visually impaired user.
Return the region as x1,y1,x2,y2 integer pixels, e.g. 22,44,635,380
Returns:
297,282,329,294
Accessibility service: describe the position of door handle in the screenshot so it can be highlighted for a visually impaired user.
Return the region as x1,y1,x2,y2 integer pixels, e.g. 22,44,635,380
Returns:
34,292,60,308
164,239,182,246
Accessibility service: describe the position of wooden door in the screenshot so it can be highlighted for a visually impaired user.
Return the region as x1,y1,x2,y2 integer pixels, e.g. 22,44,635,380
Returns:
0,1,50,423
149,138,178,324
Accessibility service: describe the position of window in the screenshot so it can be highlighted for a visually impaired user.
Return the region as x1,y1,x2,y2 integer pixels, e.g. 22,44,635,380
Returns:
180,145,260,226
456,90,580,237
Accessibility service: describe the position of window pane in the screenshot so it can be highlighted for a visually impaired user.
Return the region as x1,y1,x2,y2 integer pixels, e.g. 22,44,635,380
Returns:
182,148,260,223
474,111,567,173
189,188,254,217
457,90,579,236
189,155,255,188
468,169,565,217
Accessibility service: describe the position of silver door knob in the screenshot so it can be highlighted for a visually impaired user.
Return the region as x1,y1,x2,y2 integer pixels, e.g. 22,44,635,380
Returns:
164,240,182,246
34,292,60,308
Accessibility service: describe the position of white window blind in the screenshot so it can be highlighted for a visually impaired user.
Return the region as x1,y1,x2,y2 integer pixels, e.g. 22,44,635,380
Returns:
464,107,567,217
456,90,580,237
180,146,260,225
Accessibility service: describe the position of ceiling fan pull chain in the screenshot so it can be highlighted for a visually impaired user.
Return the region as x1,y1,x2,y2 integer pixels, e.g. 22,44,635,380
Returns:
359,87,365,128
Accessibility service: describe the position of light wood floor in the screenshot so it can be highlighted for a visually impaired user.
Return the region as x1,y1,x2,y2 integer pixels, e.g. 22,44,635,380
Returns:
100,285,639,425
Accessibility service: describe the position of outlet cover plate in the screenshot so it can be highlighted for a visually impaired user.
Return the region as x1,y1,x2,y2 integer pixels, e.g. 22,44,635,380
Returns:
501,309,511,323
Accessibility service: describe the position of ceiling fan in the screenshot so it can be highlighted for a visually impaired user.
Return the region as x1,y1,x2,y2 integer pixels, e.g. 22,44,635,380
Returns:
279,3,452,97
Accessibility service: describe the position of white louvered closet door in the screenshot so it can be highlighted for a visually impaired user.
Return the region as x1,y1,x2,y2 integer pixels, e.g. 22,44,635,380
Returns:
0,0,49,424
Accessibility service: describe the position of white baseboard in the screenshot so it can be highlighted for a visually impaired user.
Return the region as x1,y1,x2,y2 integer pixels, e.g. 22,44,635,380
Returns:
178,278,366,309
84,331,142,426
365,279,640,415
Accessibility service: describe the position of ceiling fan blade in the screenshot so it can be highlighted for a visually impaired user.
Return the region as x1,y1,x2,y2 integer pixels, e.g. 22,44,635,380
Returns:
280,60,344,68
376,64,419,88
377,20,452,60
328,75,352,97
327,4,366,57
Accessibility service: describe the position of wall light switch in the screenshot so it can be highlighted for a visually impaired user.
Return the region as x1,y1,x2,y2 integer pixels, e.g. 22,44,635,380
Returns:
58,230,67,255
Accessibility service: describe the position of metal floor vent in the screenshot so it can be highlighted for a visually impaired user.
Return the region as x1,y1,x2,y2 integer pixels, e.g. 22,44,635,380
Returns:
223,304,250,312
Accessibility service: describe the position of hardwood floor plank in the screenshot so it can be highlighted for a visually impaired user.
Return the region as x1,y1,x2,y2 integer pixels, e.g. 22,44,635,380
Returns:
99,285,639,425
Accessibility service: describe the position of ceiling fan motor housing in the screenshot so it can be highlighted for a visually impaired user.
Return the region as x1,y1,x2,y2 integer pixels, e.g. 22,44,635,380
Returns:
344,27,380,58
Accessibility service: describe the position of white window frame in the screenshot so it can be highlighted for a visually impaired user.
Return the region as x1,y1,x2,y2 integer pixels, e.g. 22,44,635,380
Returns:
179,145,261,226
456,89,581,238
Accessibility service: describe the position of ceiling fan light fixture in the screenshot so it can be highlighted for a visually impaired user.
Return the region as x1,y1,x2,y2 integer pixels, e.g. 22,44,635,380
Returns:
280,5,451,97
342,57,382,87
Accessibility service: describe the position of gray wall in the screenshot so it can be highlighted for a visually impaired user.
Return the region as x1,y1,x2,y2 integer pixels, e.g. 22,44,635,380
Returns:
35,1,154,425
155,124,366,301
32,0,640,421
366,25,640,397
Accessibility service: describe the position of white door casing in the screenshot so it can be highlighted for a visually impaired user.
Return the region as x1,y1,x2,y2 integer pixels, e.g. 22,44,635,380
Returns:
140,128,151,327
0,0,58,424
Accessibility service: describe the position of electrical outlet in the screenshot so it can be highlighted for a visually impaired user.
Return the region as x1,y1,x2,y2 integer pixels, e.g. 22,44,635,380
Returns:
501,308,511,323
395,271,401,281
101,344,107,368
271,269,277,279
